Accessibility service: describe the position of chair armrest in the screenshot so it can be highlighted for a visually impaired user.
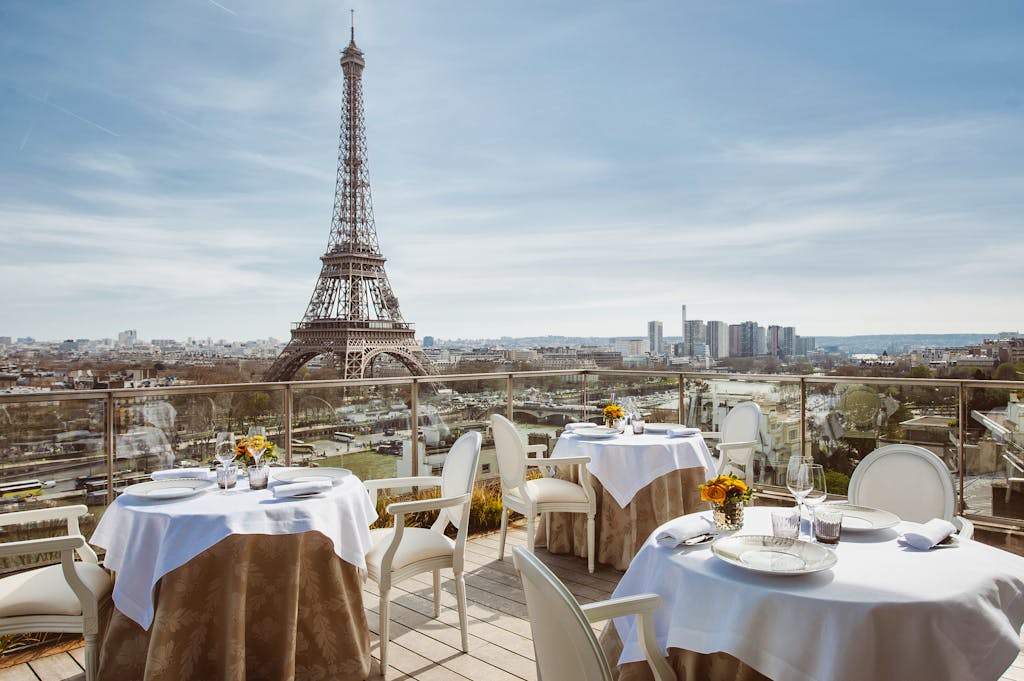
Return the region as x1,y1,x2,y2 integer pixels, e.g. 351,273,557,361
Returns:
581,593,674,681
363,476,442,491
954,516,974,540
716,440,757,452
528,455,591,467
0,504,89,528
525,443,548,456
387,492,472,517
701,431,721,440
580,593,662,623
0,535,85,559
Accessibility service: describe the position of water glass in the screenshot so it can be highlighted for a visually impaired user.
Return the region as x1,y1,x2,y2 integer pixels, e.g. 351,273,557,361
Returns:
814,507,843,544
216,464,238,490
247,464,270,491
771,509,800,540
631,418,645,435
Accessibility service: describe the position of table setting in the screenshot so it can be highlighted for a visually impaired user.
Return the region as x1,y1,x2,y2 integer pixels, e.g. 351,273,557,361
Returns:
602,455,1024,681
91,463,378,681
539,420,717,570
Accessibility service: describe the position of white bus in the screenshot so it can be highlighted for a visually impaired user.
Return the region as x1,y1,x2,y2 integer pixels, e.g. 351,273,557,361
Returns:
333,432,356,443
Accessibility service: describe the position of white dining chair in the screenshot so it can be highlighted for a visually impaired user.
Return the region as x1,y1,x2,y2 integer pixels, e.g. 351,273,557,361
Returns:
491,414,597,573
705,401,762,484
512,547,674,681
0,505,112,681
362,431,482,671
849,443,974,538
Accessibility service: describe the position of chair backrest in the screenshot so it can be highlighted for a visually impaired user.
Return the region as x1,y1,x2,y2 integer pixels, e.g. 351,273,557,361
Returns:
721,401,761,444
512,547,612,681
490,414,527,491
435,431,482,531
848,444,955,523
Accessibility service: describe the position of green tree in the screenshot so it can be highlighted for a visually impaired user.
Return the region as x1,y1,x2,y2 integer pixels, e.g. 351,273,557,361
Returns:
908,365,934,379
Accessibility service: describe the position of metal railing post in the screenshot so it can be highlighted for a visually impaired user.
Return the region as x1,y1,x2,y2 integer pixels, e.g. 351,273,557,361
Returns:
958,382,966,514
105,392,115,505
283,384,293,466
800,378,807,457
679,374,686,425
582,372,589,420
410,378,419,478
506,374,514,422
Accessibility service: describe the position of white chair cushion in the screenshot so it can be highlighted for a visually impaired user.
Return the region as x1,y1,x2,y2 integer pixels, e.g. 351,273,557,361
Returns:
507,477,589,505
367,527,455,572
0,562,112,618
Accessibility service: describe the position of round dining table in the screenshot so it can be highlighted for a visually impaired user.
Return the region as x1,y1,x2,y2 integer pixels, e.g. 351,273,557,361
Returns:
606,506,1024,681
90,468,378,681
541,426,717,570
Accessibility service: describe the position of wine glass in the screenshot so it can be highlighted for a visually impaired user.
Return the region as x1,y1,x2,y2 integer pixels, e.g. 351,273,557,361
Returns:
801,464,828,524
786,455,814,516
215,432,236,469
246,426,267,467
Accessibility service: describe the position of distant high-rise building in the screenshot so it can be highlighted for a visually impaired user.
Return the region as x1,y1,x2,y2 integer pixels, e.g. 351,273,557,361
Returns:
423,335,435,348
754,324,766,356
706,321,729,359
681,305,687,341
615,338,648,357
729,321,758,357
768,325,782,358
118,330,138,348
647,321,664,355
782,327,796,357
684,319,705,356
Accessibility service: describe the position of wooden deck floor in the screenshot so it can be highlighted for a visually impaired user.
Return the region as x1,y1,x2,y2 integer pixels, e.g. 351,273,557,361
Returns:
2,523,1022,681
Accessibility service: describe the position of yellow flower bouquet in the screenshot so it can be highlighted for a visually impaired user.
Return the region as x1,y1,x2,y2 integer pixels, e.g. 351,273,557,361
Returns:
235,435,280,466
602,403,624,427
700,474,753,530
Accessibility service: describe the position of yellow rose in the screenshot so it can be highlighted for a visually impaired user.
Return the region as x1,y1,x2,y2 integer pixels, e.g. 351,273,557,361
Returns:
704,484,727,504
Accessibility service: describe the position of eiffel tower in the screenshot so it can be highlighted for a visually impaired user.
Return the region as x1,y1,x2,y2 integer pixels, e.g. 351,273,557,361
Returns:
265,24,431,381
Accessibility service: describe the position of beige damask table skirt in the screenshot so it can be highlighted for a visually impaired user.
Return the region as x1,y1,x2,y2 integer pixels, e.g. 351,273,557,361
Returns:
599,623,771,681
538,466,707,571
98,531,370,681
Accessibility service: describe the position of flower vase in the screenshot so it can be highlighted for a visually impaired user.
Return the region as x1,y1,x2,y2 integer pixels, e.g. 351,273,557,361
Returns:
713,502,744,531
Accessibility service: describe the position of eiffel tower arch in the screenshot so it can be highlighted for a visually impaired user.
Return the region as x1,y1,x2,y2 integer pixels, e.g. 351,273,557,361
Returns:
265,25,431,381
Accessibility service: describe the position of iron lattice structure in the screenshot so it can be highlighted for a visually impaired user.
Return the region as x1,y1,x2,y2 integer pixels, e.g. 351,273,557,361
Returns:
265,29,431,381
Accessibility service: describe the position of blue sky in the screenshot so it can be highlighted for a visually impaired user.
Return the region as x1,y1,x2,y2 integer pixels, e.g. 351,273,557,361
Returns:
2,1,1022,342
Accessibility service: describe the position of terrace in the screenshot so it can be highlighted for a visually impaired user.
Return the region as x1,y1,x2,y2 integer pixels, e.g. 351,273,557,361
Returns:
1,369,1023,679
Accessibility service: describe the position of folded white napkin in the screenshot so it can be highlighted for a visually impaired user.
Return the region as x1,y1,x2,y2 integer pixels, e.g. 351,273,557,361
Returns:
900,518,957,550
667,427,702,438
272,480,333,498
564,422,595,431
151,468,216,481
656,515,716,548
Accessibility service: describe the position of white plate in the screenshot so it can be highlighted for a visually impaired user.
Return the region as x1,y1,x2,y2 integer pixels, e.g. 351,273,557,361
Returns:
641,423,681,433
122,478,214,500
572,426,620,440
273,468,351,485
827,503,901,532
711,535,837,575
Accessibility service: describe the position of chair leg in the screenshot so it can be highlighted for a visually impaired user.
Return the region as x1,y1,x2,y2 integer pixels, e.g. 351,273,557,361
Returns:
498,506,509,560
84,633,98,681
526,514,536,554
379,588,391,671
432,569,441,618
455,569,469,653
545,512,551,548
587,513,595,574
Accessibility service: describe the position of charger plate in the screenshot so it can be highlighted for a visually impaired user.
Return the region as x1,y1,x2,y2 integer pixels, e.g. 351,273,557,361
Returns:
123,478,214,501
711,535,837,575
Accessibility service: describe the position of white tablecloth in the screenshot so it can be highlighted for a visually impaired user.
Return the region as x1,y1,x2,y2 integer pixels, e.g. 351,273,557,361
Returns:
612,507,1024,681
91,468,378,630
551,430,716,507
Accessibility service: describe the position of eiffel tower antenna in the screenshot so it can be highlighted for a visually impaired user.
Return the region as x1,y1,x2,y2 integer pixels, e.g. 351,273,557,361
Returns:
350,9,355,42
265,26,432,381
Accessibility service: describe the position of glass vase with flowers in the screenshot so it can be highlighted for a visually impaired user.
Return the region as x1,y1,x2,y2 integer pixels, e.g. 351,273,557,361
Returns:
699,474,754,530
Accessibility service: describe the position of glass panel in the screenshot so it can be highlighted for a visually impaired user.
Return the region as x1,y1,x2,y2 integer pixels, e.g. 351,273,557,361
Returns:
0,396,108,571
805,380,960,503
419,376,508,482
683,377,801,487
587,372,681,425
963,384,1022,521
291,382,413,482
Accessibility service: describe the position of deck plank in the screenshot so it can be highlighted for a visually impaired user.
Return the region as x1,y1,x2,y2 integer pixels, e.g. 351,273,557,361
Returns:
0,664,40,681
25,654,81,681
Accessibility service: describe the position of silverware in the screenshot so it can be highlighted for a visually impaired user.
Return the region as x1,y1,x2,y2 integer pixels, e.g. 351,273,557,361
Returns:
680,533,715,546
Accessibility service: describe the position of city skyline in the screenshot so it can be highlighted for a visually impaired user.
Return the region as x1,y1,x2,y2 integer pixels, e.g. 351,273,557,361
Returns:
2,2,1022,340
